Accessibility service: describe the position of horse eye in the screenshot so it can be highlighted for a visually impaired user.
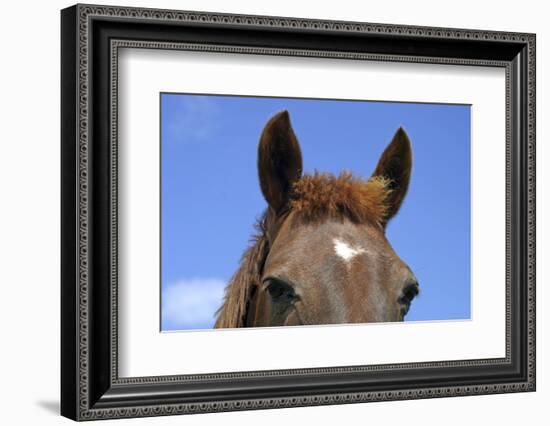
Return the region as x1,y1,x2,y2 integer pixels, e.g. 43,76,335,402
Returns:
265,279,296,302
399,282,419,306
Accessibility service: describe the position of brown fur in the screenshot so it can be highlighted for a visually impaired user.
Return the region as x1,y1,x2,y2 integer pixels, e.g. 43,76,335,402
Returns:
290,171,392,228
214,111,414,328
372,127,412,222
214,219,269,328
257,110,303,213
214,171,391,327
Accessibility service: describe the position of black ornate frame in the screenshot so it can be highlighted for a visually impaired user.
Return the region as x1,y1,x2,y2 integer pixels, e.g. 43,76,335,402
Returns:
61,3,536,421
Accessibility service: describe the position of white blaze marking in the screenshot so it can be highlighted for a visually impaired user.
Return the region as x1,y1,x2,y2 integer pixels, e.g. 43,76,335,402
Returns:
333,238,366,263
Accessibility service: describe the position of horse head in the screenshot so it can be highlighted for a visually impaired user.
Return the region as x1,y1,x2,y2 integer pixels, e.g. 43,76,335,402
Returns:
215,111,418,328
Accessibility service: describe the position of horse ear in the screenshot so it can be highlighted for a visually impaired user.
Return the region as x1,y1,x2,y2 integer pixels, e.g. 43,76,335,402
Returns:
258,110,303,214
372,127,412,225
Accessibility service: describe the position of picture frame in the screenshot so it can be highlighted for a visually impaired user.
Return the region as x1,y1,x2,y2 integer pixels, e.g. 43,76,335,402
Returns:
60,3,536,421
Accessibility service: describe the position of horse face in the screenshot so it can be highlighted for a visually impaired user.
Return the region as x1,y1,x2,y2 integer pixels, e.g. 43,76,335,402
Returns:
250,214,418,325
246,111,418,327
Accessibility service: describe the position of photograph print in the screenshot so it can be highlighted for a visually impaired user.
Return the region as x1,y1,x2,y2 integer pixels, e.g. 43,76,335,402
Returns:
160,94,471,331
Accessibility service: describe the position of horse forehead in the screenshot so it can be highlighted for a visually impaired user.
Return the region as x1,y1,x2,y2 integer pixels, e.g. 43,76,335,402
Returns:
333,238,367,262
268,218,380,266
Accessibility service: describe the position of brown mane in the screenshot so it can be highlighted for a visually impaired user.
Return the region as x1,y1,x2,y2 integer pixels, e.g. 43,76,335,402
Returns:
290,171,392,227
214,217,269,328
214,171,392,328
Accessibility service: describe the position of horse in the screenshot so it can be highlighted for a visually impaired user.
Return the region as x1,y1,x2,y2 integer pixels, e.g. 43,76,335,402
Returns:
214,110,419,328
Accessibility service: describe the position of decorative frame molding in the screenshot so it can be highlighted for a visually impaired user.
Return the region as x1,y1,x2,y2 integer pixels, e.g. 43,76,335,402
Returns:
61,3,535,421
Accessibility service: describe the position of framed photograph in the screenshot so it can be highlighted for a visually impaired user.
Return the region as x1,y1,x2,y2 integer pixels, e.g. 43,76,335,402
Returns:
61,4,536,421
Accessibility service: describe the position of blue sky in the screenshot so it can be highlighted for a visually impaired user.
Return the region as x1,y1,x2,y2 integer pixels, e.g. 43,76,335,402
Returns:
160,93,471,331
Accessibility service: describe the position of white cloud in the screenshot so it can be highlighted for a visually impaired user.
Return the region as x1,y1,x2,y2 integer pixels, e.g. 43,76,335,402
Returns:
161,278,226,331
166,95,220,142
